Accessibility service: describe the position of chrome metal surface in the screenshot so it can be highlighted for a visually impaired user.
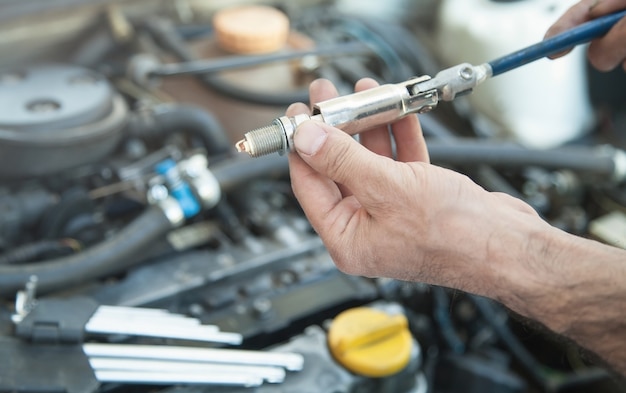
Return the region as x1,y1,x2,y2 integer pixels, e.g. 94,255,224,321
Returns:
83,343,305,371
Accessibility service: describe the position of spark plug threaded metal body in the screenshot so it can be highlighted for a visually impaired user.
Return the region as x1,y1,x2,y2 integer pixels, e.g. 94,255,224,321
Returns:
237,114,317,157
237,124,284,158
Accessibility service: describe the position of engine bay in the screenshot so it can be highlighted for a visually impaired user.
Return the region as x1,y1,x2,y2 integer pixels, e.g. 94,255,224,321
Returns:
0,1,625,392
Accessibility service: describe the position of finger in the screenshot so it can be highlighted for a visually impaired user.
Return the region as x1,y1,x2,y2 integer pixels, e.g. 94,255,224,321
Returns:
588,0,626,18
288,101,345,229
289,80,341,216
290,79,352,201
391,114,430,163
354,78,394,158
286,102,316,199
309,78,339,107
544,0,596,59
587,14,626,71
308,78,355,197
546,0,626,61
545,1,594,37
293,120,399,211
288,146,344,219
288,122,361,239
286,102,310,117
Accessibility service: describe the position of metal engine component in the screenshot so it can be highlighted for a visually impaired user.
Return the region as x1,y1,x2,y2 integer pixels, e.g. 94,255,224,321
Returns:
0,64,128,177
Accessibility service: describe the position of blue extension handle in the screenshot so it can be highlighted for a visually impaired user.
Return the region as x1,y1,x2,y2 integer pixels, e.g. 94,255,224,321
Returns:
488,9,626,77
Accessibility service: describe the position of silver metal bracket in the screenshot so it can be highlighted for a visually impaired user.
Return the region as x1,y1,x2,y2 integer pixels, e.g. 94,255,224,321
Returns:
412,63,492,102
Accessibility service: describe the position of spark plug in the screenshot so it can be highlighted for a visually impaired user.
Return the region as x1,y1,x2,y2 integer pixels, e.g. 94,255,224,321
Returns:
236,63,491,157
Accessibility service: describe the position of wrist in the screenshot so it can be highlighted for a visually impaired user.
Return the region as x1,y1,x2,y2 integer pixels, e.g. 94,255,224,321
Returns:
483,209,562,321
490,212,626,344
474,191,626,373
494,223,575,325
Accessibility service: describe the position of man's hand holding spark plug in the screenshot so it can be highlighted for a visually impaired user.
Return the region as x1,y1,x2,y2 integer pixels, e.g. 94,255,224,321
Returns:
287,78,626,374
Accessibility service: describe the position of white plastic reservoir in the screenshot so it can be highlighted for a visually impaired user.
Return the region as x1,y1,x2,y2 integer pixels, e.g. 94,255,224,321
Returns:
436,0,595,148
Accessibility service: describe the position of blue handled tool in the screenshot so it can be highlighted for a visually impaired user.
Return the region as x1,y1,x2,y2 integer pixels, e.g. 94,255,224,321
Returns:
489,9,626,76
415,8,626,103
237,9,626,157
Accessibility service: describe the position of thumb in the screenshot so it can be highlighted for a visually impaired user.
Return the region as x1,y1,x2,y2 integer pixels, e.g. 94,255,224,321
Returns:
294,120,396,202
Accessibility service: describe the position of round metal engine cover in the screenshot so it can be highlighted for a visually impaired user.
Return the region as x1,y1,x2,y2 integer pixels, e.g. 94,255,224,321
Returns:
0,64,128,177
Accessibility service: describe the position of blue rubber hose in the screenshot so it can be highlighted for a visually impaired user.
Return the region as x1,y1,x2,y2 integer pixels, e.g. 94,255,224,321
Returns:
489,9,626,76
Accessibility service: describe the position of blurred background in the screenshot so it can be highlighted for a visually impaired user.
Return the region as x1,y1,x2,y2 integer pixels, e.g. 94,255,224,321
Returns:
0,0,625,392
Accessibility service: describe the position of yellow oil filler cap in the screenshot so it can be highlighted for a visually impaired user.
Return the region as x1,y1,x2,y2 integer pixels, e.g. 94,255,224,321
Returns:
327,307,413,378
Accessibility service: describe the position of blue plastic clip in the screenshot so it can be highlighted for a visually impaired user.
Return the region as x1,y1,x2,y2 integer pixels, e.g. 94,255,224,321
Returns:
155,159,201,219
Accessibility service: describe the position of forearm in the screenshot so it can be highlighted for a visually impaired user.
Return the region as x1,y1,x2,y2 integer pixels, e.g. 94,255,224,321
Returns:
491,216,626,373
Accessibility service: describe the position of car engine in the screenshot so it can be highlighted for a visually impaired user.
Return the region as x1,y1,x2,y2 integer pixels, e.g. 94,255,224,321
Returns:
0,1,625,392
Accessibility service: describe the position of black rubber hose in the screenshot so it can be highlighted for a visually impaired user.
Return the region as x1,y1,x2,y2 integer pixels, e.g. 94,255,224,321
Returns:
0,206,172,297
551,368,615,392
127,104,232,157
432,286,466,354
0,240,76,265
152,42,372,78
470,295,549,390
211,154,289,192
469,295,615,392
427,139,618,177
419,114,457,141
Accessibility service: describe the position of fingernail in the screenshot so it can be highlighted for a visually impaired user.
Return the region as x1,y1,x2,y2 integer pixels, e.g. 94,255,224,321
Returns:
294,121,328,156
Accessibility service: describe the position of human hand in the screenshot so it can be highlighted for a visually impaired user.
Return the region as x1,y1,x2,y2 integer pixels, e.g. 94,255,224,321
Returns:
287,78,551,301
545,0,626,71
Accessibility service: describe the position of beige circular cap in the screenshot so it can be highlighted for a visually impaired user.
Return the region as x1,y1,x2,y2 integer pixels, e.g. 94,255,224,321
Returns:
213,5,290,54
